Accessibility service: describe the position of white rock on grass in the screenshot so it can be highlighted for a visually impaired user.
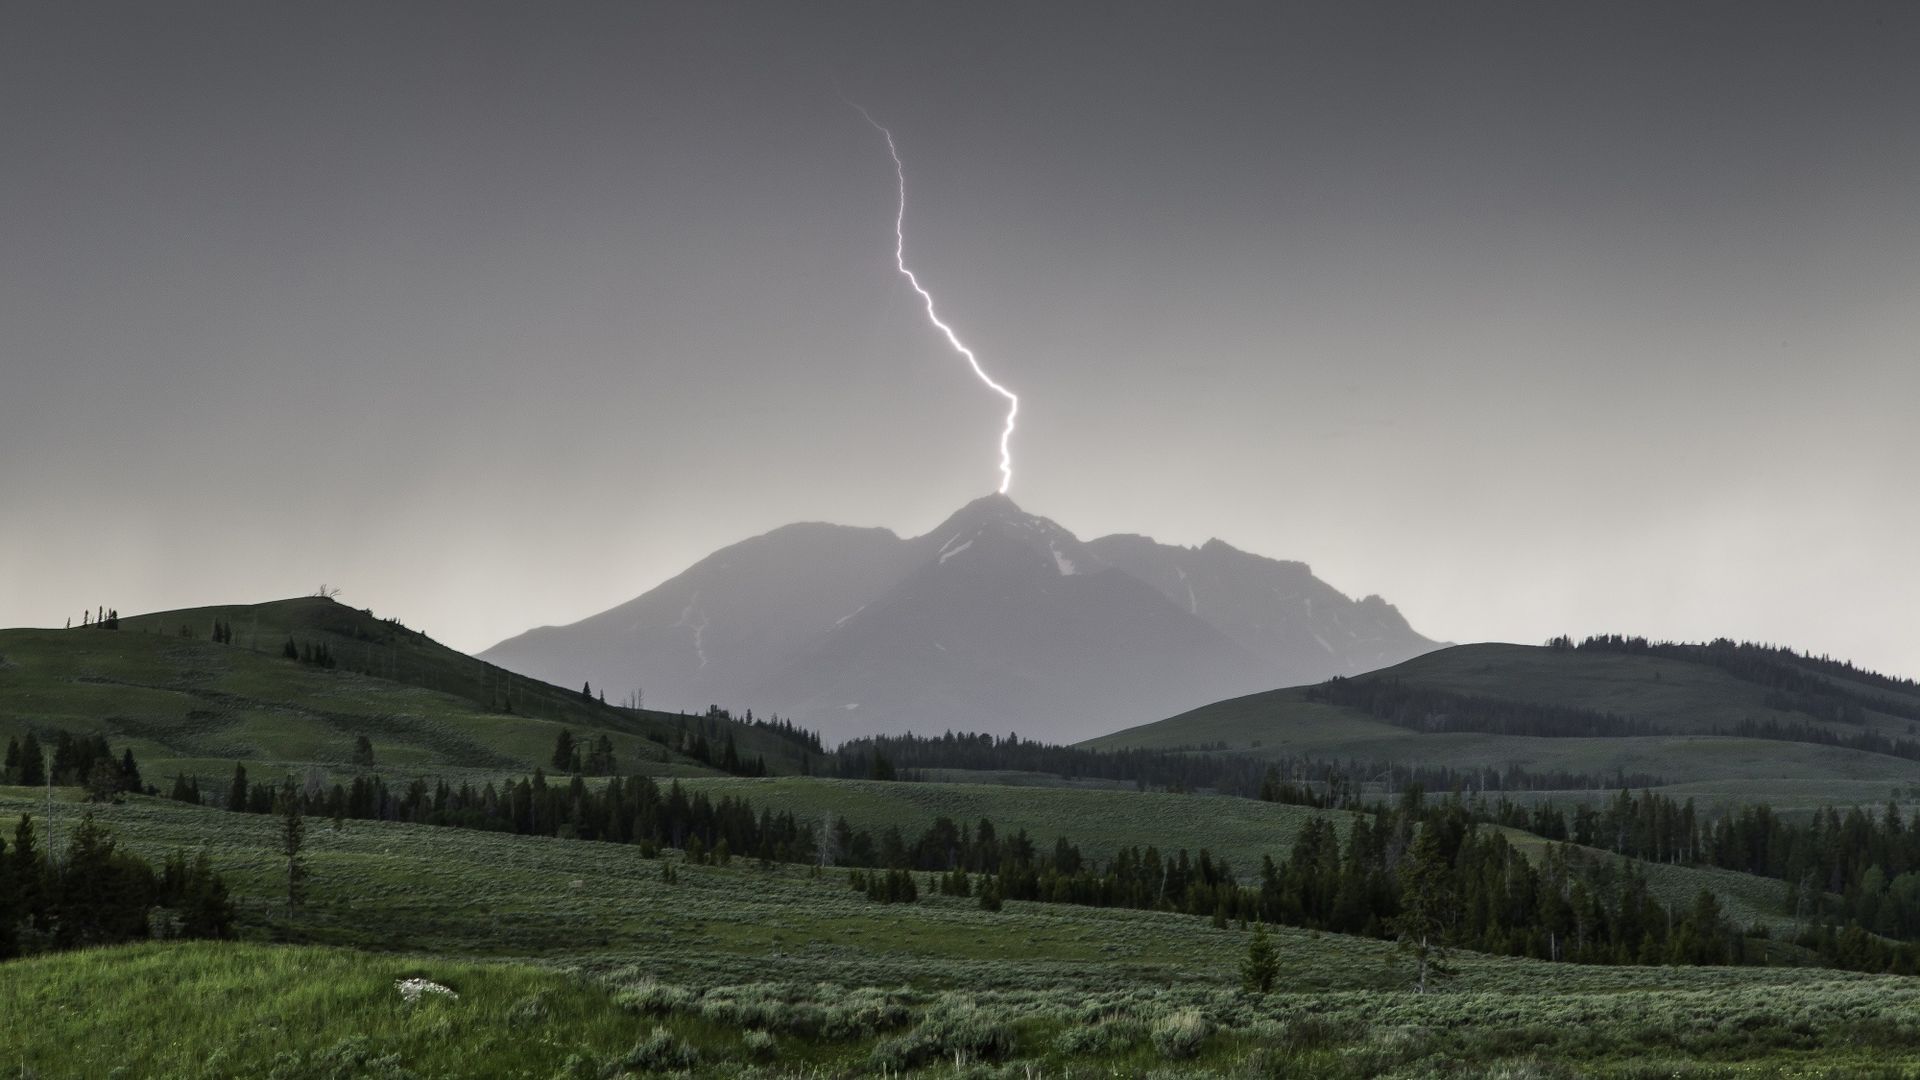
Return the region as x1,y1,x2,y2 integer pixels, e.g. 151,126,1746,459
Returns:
395,978,459,1004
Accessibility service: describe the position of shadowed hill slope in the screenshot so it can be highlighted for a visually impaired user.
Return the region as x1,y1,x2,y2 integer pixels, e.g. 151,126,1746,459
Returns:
1087,641,1920,798
2,597,822,782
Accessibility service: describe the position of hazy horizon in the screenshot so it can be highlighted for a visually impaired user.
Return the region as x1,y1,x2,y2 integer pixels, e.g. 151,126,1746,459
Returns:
4,2,1916,681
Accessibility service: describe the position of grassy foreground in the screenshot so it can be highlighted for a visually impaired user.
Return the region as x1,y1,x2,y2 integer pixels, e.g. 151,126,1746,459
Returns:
1,941,638,1078
12,940,1920,1078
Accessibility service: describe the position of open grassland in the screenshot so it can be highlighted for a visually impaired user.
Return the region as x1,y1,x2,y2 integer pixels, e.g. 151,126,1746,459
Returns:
12,939,1920,1078
0,789,1824,995
5,790,1920,1079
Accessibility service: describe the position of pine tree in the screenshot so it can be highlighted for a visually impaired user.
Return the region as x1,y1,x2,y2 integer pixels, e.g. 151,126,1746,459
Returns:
85,759,123,803
551,730,576,772
13,814,44,918
18,732,45,787
0,831,15,958
175,848,234,939
1241,923,1279,994
49,731,77,785
351,735,375,768
228,763,249,812
1391,825,1456,993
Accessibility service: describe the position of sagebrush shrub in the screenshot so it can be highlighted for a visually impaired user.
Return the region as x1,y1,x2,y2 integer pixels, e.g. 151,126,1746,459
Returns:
621,1027,698,1071
1150,1008,1211,1060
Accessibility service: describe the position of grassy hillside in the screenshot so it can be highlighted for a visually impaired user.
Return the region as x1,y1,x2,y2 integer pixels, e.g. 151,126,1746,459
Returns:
5,789,1918,1077
1087,643,1920,798
0,597,820,783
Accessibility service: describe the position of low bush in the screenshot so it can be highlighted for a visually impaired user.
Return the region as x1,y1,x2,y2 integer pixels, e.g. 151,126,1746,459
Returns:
620,1027,699,1072
1151,1008,1212,1060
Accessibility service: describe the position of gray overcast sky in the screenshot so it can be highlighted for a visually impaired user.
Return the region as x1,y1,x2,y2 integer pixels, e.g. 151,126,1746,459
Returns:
3,2,1916,679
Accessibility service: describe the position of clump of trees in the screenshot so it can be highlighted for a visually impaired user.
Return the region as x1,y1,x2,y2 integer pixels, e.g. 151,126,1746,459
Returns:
550,730,620,776
4,733,148,801
850,868,918,904
281,638,337,669
0,813,232,959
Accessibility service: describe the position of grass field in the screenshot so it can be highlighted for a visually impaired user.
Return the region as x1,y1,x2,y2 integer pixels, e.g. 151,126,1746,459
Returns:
5,789,1920,1077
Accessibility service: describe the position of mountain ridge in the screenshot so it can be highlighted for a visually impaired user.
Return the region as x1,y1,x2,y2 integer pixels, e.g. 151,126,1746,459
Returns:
481,495,1441,741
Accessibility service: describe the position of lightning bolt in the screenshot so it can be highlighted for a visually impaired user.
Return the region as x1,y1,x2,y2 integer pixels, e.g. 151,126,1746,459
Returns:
852,103,1019,495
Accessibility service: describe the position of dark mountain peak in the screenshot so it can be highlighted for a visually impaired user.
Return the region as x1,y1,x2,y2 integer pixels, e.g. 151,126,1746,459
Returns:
913,493,1104,577
923,492,1031,535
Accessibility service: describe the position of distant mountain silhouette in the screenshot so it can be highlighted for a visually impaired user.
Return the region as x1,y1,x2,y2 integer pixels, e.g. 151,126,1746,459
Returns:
480,494,1439,742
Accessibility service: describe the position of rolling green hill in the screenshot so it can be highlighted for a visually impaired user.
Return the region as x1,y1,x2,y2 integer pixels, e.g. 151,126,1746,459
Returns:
1087,642,1920,804
1,597,818,785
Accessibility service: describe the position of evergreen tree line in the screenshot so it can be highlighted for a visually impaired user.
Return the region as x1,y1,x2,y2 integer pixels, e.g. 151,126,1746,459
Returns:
4,732,147,799
550,730,621,776
659,724,770,777
691,705,826,765
191,760,1920,975
0,812,233,960
829,731,1661,797
1729,716,1920,764
1307,677,1657,739
73,607,120,630
281,637,338,669
1540,787,1920,950
1561,635,1920,725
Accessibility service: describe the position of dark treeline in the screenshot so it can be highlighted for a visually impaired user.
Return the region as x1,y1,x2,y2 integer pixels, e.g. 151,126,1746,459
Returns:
0,812,233,960
1730,717,1920,764
4,732,149,800
1550,787,1920,949
830,731,1661,797
1561,634,1920,725
701,706,824,758
654,715,770,778
195,761,1920,976
1308,677,1656,739
71,606,120,630
281,637,337,669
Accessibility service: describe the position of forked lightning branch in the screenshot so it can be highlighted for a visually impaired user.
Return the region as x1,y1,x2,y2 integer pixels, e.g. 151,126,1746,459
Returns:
852,103,1020,495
